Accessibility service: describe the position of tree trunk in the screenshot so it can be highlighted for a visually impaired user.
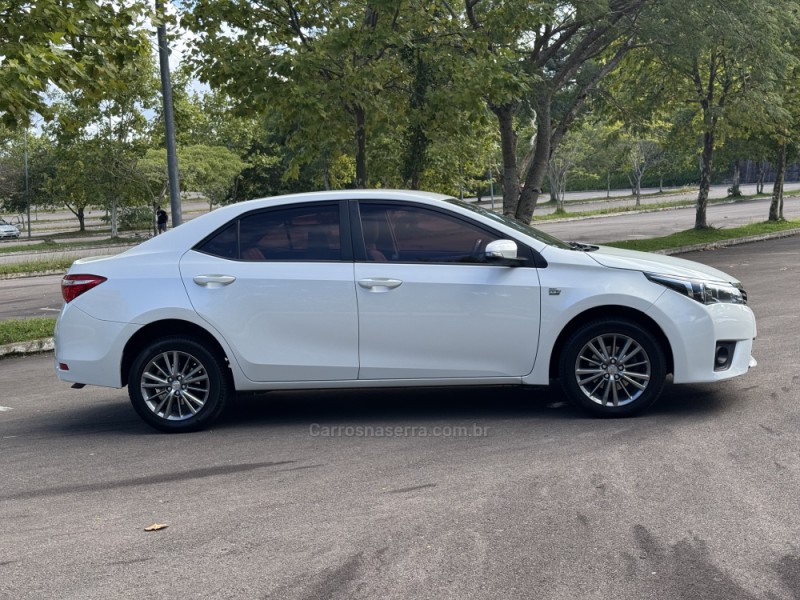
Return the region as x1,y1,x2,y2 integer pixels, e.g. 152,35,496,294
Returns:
401,51,430,191
77,207,85,232
769,142,786,221
111,198,118,238
354,105,367,188
696,129,714,229
517,99,552,223
757,161,766,194
322,164,331,190
635,178,641,206
730,159,741,196
493,103,519,217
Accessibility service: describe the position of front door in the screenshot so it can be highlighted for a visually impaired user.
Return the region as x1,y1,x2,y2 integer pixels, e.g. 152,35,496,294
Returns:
354,202,541,380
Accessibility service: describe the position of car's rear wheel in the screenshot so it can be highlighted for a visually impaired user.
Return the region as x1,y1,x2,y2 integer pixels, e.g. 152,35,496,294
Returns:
128,336,230,432
559,319,666,416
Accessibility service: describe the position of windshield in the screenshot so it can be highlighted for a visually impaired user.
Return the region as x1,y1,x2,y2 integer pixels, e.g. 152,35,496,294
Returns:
446,199,572,249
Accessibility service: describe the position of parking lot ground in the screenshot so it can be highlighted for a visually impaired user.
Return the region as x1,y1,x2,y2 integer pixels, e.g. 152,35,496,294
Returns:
1,237,799,599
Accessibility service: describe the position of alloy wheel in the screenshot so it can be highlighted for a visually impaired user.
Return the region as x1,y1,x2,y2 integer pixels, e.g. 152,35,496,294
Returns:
140,350,211,421
574,333,651,407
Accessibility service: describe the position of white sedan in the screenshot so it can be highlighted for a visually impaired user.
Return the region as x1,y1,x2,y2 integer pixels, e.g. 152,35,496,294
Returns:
54,190,757,432
0,218,20,239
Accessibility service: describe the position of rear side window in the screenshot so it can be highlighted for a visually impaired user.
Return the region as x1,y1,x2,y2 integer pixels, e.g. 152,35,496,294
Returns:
197,204,341,261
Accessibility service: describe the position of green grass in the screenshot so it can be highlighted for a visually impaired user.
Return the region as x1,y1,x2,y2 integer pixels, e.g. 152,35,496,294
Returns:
606,219,800,252
0,257,76,276
0,317,56,345
0,236,139,255
531,200,691,221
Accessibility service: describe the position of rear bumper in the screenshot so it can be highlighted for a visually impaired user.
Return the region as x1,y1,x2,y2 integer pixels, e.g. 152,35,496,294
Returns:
54,304,136,388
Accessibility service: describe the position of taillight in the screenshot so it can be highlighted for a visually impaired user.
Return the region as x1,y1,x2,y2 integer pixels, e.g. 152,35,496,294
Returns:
61,274,107,303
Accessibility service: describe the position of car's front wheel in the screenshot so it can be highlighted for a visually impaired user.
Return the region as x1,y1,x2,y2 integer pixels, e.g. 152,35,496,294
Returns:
128,336,230,432
559,319,666,416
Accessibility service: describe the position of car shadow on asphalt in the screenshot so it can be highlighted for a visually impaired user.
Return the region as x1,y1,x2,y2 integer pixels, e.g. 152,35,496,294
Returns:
32,381,738,437
224,385,577,429
218,380,736,430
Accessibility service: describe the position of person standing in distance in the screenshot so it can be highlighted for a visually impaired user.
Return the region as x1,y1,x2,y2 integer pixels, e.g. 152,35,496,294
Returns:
156,206,168,234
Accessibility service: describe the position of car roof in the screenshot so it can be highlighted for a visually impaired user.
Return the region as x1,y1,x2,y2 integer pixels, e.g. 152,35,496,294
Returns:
244,189,453,204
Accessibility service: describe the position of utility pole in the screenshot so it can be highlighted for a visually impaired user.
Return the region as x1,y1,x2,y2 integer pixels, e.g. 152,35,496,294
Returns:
24,127,30,239
156,0,182,227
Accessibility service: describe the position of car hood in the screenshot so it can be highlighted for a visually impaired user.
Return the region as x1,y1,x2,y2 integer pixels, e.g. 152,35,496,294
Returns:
0,224,17,232
587,245,737,283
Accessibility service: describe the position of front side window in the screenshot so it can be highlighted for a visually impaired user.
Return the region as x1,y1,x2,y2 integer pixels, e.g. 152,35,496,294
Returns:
197,204,341,261
359,204,502,263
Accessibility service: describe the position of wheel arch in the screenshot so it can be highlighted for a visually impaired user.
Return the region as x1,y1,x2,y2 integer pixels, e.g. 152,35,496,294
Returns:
121,319,232,388
548,306,674,379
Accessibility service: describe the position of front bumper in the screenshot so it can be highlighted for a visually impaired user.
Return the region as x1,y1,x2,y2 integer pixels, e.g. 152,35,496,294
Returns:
647,291,757,384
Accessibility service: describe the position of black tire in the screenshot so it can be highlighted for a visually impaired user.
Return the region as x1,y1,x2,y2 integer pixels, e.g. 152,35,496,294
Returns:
558,319,666,417
128,336,230,432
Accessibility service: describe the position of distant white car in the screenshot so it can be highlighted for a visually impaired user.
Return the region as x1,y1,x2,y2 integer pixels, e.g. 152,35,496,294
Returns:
54,190,757,432
0,218,20,239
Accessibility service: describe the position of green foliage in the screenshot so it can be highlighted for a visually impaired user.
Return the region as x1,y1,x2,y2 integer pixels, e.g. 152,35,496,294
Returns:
0,0,152,127
184,0,502,191
141,145,246,208
102,205,152,231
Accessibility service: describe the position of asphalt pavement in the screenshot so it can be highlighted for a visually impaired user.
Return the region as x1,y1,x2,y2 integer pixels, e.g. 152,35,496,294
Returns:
1,237,799,599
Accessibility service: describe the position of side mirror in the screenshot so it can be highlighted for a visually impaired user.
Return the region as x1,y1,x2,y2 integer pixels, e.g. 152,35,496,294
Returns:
485,240,526,266
485,239,517,259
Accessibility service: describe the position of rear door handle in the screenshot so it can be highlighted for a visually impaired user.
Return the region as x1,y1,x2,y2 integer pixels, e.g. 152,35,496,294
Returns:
193,274,236,288
358,278,403,292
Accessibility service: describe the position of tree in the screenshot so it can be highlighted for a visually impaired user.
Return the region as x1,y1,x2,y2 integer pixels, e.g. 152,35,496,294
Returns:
627,139,663,206
35,56,158,233
0,128,24,211
140,146,246,210
0,0,151,127
465,0,648,222
185,0,411,188
619,0,796,229
546,123,595,212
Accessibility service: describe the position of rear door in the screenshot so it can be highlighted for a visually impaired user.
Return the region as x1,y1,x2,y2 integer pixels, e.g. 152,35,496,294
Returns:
180,201,359,383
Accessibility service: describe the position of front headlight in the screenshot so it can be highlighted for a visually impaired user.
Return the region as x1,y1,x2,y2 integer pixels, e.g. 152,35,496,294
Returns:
645,273,746,305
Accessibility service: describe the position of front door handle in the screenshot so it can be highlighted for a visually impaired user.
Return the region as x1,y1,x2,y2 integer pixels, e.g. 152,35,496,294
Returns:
358,278,403,292
193,274,236,288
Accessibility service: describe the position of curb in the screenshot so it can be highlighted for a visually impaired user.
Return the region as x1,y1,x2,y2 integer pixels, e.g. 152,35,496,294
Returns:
0,337,54,358
656,227,800,255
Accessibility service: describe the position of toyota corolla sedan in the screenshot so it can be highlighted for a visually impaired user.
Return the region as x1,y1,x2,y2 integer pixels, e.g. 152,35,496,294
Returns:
54,190,757,432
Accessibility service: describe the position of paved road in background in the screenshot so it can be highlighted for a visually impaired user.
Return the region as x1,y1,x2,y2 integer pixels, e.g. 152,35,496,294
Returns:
0,274,63,320
2,237,799,599
537,195,800,244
